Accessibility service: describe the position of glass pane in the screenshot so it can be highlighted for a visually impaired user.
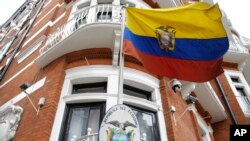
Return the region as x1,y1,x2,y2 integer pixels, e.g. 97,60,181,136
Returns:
231,77,240,83
124,89,148,99
123,85,151,100
88,107,100,133
236,87,246,96
67,107,89,141
133,110,157,141
75,87,106,93
72,82,107,94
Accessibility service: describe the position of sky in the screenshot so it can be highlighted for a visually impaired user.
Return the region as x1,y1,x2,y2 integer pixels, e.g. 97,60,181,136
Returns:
215,0,250,38
0,0,249,38
0,0,25,26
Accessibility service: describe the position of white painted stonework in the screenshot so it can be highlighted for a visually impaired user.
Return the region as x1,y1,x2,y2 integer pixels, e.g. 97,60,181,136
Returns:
0,105,23,141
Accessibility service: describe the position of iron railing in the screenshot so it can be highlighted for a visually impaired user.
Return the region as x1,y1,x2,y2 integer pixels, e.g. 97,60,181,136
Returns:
40,4,122,54
229,41,249,54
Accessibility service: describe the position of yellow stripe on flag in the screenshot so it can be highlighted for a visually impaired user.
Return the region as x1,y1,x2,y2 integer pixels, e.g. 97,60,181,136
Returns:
126,2,227,39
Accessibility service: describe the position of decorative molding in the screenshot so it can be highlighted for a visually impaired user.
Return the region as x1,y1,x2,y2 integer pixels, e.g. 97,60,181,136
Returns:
17,35,45,64
0,77,46,111
50,66,167,141
0,105,23,141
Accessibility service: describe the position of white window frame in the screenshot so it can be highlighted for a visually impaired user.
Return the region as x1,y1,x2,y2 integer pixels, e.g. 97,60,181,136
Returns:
224,70,250,113
50,65,168,141
16,36,45,64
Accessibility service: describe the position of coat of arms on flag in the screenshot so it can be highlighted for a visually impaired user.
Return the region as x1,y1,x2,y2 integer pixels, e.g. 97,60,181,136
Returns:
123,2,229,82
155,26,176,51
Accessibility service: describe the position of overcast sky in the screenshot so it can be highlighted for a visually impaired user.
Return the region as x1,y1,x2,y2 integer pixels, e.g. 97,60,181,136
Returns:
0,0,25,26
216,0,250,38
0,0,249,38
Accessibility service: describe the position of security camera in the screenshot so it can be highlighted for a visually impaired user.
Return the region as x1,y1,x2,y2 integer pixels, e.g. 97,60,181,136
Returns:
20,83,29,91
169,79,182,93
186,95,198,103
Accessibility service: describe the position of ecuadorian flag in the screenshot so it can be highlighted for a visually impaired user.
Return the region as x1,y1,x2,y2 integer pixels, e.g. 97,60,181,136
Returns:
123,2,229,82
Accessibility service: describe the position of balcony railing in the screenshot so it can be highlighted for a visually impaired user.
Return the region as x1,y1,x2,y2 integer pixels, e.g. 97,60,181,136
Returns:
40,4,122,54
229,41,249,54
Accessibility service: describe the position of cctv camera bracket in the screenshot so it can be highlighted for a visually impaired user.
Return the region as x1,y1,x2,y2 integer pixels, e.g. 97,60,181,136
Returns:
180,82,196,100
20,83,45,115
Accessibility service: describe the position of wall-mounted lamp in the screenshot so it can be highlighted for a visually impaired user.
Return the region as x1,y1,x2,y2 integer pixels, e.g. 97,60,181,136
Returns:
19,83,45,115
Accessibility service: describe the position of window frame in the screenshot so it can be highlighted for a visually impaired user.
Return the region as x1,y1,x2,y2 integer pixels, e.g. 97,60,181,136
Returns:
129,105,161,141
59,102,106,141
225,70,250,113
16,35,45,63
123,84,152,100
50,66,168,141
72,81,107,94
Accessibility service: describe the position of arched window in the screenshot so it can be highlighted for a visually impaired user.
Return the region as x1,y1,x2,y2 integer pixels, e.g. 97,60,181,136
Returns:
50,66,167,141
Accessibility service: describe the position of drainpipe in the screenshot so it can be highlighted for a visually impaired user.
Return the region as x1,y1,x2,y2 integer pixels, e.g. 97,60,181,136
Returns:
0,0,46,81
215,77,237,125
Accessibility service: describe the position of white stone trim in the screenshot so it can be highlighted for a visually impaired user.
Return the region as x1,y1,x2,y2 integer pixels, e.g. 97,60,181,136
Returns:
23,12,66,47
0,105,24,141
34,3,64,27
195,82,227,123
17,36,45,64
205,82,226,112
224,70,250,113
0,59,36,89
0,77,46,111
50,65,168,141
43,0,52,9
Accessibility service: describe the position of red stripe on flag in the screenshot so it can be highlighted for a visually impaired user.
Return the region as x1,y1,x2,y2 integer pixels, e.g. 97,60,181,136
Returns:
123,40,223,82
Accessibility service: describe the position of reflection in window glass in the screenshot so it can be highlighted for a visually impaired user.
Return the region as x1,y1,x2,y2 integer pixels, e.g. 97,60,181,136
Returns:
231,77,240,83
131,107,159,141
236,87,246,96
123,84,151,100
72,82,107,94
61,103,105,141
67,107,89,141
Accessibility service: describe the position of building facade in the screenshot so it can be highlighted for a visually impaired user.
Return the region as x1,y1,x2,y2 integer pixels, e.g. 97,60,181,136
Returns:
0,0,249,141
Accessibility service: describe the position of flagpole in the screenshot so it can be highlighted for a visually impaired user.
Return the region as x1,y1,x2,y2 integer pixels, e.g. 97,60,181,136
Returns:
117,6,126,105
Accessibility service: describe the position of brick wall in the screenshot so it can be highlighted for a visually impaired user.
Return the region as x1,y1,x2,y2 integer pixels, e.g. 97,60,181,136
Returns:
210,73,248,141
1,0,248,141
160,77,202,141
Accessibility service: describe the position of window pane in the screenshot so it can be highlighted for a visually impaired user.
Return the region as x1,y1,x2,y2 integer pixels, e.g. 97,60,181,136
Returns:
132,108,159,141
231,77,240,83
61,103,104,141
236,87,246,96
72,82,107,94
88,107,100,133
67,107,89,141
123,85,151,100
